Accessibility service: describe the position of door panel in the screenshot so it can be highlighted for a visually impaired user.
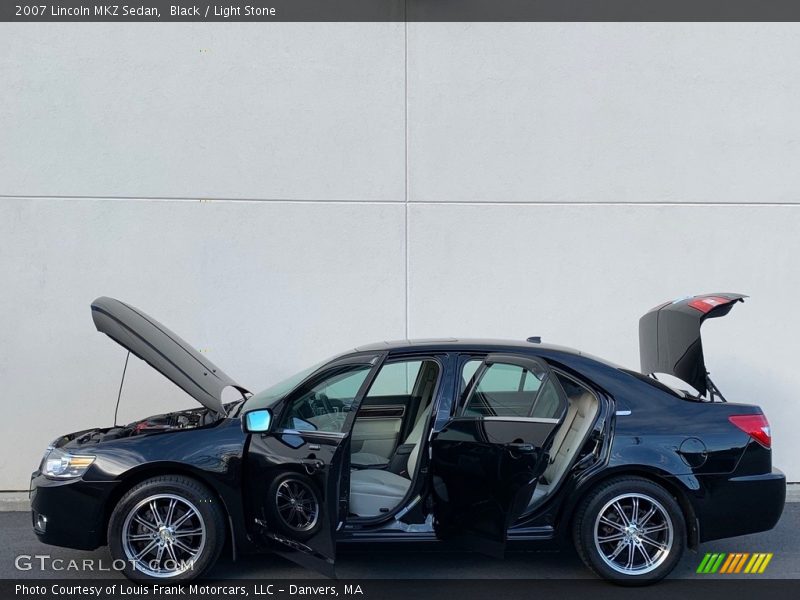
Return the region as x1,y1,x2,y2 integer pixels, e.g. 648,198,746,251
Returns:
351,396,410,461
351,415,403,461
430,353,567,557
356,403,407,418
479,418,560,445
243,352,385,576
430,418,553,556
245,430,346,576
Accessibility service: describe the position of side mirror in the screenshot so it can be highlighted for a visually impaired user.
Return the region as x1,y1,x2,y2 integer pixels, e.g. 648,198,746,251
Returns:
243,409,272,433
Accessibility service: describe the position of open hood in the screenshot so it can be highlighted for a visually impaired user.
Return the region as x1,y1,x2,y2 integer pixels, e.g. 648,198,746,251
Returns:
639,293,747,396
91,297,247,416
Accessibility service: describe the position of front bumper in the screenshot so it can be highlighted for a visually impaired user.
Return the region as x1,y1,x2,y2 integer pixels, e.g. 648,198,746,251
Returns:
694,468,786,543
30,471,118,550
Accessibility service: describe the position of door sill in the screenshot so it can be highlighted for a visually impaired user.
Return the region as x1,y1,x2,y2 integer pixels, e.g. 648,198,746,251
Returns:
345,493,423,527
338,530,439,543
506,525,555,540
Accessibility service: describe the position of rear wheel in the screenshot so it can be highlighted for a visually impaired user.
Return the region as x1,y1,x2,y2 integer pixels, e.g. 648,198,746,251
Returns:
108,475,225,581
573,477,685,585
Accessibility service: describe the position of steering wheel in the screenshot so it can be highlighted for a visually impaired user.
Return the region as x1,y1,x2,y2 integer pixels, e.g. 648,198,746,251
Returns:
306,393,348,432
312,392,334,416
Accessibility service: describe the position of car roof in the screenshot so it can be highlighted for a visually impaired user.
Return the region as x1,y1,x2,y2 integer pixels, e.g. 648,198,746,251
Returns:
354,338,584,357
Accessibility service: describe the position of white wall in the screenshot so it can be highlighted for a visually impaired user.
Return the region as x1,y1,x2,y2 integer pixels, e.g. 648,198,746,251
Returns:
2,23,799,488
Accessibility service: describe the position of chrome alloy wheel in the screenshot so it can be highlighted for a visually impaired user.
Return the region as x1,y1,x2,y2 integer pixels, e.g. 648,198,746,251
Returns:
593,492,674,576
121,493,206,578
275,478,319,533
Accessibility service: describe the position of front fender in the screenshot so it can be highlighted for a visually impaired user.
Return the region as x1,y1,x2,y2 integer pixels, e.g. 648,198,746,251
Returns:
85,419,251,553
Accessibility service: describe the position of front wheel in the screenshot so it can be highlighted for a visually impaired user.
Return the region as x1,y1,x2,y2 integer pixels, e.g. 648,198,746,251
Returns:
108,475,226,581
573,477,686,585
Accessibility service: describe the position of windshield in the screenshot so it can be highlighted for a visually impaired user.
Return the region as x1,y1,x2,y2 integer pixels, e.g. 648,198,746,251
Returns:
242,352,346,412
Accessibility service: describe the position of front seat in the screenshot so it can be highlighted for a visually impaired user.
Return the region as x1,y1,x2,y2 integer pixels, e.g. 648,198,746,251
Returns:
348,404,431,517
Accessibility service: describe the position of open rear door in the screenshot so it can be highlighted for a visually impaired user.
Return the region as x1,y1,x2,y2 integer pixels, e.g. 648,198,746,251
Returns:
429,353,567,557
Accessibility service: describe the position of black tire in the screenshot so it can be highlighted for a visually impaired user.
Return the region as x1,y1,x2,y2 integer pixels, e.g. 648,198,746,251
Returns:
266,472,322,541
108,475,226,582
572,476,686,585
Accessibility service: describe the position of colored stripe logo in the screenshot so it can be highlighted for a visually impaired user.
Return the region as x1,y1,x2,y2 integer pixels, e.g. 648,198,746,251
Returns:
697,552,773,574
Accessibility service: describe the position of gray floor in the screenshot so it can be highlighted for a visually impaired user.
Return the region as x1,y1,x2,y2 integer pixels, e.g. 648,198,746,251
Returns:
2,505,797,580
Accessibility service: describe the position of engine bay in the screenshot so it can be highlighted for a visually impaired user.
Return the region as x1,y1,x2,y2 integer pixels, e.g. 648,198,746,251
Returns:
66,407,216,447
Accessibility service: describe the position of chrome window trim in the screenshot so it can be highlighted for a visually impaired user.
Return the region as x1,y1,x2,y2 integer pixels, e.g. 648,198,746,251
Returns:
450,416,561,425
275,428,346,440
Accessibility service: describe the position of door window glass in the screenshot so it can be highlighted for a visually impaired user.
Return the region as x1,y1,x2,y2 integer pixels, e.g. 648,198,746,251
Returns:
277,364,372,433
529,377,563,419
463,361,546,417
366,360,424,396
460,358,482,393
556,372,588,401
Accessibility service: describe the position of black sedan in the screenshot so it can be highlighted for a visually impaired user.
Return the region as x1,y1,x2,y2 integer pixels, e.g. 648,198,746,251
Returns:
30,294,785,585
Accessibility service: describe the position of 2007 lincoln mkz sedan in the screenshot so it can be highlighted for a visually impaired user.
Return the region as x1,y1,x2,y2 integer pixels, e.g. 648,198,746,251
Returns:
30,294,785,584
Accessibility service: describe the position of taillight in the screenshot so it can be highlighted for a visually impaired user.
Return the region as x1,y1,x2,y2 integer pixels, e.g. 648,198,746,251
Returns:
729,414,772,448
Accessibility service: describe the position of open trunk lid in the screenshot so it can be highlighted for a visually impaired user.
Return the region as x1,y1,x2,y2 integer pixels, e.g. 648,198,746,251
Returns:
91,296,247,416
639,293,746,396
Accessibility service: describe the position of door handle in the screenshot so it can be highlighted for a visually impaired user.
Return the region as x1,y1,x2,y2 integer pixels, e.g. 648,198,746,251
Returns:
506,442,536,454
301,458,324,475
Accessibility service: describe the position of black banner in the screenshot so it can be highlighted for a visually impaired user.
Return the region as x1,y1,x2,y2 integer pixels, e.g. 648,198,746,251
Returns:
6,0,800,22
4,580,800,600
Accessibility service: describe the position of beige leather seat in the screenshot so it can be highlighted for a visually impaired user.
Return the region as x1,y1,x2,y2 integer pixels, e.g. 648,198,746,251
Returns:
350,449,391,466
349,404,431,517
527,390,597,507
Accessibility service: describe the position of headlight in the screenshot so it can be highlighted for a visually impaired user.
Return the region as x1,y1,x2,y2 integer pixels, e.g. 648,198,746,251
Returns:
41,447,95,479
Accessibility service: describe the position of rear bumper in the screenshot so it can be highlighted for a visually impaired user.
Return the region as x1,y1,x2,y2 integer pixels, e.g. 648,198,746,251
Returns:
29,471,117,550
694,468,786,543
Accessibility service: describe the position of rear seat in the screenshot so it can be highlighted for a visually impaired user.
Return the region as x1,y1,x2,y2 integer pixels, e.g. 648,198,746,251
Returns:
527,390,597,506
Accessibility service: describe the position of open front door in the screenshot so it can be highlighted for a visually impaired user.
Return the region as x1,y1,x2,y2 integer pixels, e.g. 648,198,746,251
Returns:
430,353,567,557
244,352,385,576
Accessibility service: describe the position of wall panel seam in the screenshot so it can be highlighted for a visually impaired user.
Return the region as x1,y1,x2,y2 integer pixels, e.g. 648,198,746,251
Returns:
3,196,800,208
404,13,410,341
